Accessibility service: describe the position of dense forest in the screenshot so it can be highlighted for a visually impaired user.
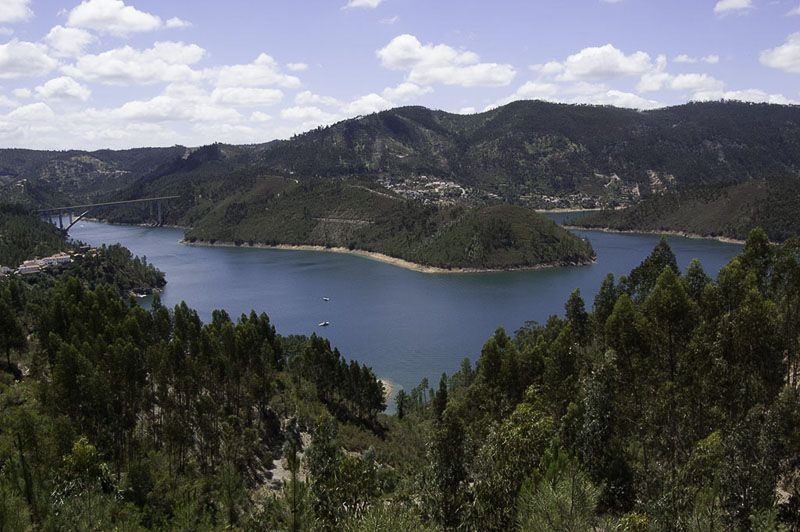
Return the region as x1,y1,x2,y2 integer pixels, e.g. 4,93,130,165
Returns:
0,204,68,267
2,199,799,529
182,178,595,270
573,176,800,243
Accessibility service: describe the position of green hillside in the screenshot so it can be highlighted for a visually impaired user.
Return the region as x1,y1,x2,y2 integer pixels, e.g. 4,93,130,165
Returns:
185,178,594,270
0,204,67,267
573,176,800,242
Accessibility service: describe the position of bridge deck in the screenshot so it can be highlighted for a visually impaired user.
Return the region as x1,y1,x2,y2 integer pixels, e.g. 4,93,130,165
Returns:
37,196,180,213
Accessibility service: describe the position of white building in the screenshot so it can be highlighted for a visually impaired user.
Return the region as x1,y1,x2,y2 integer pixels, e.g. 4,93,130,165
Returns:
17,260,43,275
40,252,72,266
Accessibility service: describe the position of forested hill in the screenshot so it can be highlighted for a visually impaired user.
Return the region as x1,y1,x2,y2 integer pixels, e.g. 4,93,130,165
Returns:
5,100,800,212
572,176,800,242
0,146,186,207
180,178,595,271
0,203,68,266
249,100,800,195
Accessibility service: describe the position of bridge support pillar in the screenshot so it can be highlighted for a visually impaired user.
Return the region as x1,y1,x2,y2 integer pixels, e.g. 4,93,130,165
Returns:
157,201,162,226
58,212,63,229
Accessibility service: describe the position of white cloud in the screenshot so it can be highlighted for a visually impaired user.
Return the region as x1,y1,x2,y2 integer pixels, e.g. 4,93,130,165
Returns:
714,0,752,14
295,91,341,107
103,83,242,123
165,17,191,29
542,44,654,82
760,33,800,73
45,25,96,58
637,71,672,92
789,4,800,16
692,88,797,105
458,106,476,114
206,53,301,88
211,87,283,106
251,111,272,122
342,93,393,115
380,16,399,25
343,0,382,9
377,34,516,87
67,0,189,35
382,81,432,101
62,41,205,85
280,105,338,123
0,27,12,36
0,93,15,107
0,0,32,23
35,76,91,101
8,102,56,121
286,62,308,71
670,73,725,92
674,53,720,64
12,88,31,98
573,88,660,109
0,40,58,79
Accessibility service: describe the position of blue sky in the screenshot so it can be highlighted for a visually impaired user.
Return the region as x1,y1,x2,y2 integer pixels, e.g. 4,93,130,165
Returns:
0,0,798,149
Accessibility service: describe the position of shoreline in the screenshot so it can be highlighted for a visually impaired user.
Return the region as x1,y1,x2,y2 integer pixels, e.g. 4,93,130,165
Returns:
564,225,746,245
535,207,602,213
182,239,594,274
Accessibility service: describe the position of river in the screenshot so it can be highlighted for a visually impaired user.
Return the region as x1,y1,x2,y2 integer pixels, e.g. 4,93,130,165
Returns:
69,217,742,395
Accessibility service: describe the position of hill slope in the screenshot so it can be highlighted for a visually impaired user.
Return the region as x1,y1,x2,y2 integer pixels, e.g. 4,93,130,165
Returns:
184,178,595,271
572,176,800,242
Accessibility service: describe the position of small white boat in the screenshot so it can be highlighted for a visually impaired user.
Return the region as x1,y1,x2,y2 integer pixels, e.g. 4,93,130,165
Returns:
318,321,330,327
322,297,331,302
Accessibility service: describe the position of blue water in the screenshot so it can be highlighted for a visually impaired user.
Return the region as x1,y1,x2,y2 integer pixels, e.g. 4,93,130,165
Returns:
69,219,742,393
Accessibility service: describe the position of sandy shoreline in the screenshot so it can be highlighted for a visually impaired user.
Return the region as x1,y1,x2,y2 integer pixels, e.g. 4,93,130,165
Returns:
565,225,746,245
182,239,592,274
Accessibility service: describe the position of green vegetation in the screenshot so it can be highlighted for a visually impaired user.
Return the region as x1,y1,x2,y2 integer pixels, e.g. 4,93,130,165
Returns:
2,223,799,530
184,178,594,270
6,100,800,247
0,204,67,267
574,176,800,242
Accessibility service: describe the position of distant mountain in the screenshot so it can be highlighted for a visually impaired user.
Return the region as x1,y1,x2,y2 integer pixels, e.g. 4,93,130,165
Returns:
5,100,800,211
3,100,799,251
0,146,186,207
248,100,800,200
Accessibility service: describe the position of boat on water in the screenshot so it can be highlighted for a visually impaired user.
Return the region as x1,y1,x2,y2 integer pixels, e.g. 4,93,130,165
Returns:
322,297,330,302
318,321,330,327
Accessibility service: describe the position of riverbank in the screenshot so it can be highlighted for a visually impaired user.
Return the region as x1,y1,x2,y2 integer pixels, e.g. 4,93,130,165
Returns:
566,225,746,245
182,239,594,274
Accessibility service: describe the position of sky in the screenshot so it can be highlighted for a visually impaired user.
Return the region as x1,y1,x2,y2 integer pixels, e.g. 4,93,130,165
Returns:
0,0,798,150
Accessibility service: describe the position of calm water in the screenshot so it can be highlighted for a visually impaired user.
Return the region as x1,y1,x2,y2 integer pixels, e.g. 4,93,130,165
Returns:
69,219,742,392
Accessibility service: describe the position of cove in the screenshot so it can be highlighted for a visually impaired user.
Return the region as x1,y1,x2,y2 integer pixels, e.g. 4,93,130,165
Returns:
69,219,742,394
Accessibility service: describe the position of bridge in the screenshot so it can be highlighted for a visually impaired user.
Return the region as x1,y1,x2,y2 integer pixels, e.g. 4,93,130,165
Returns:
38,196,180,232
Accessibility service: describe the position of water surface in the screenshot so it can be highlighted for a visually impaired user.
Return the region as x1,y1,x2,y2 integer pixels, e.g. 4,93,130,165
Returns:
69,220,742,392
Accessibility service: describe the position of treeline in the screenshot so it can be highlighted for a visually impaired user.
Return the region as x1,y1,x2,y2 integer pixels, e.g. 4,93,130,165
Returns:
575,176,800,242
62,244,166,294
0,204,67,267
0,272,387,529
394,229,800,530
